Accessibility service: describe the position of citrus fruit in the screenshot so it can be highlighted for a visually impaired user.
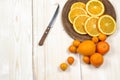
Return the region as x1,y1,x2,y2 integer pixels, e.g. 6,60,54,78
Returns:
73,15,89,34
68,8,87,23
90,53,104,67
77,40,96,56
73,39,81,47
67,56,75,65
86,0,105,16
96,41,110,55
71,2,86,10
68,45,77,53
98,33,107,41
83,56,90,64
98,15,116,35
85,17,100,36
60,63,68,71
92,36,99,43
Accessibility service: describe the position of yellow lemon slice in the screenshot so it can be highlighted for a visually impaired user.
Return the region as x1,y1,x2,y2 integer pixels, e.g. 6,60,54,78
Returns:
73,15,89,34
86,0,105,16
98,15,116,35
68,8,87,23
71,2,86,10
85,17,100,36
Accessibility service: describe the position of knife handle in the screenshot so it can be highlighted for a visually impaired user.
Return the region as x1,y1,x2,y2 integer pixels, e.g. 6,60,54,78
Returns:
39,26,51,46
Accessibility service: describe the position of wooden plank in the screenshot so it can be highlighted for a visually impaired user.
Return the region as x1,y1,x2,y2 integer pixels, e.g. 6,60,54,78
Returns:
33,0,81,80
0,1,10,80
32,0,45,79
0,0,33,80
81,0,120,80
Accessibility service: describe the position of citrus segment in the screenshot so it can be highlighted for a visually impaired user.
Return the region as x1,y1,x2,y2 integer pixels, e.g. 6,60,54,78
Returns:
98,15,116,35
68,8,87,23
71,2,86,10
86,0,105,16
85,17,100,36
73,15,89,34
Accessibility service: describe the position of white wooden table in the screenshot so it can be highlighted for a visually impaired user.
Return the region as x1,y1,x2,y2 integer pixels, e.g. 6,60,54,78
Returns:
0,0,120,80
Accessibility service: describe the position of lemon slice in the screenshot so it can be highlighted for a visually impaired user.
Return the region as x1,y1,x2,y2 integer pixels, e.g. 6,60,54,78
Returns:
68,8,87,23
71,2,86,10
73,15,89,34
86,0,105,16
85,17,100,36
98,15,116,35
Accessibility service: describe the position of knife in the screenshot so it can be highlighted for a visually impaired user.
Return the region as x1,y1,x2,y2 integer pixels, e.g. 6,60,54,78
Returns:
39,4,59,46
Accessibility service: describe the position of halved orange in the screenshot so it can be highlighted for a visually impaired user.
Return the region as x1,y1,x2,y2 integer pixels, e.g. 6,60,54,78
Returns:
68,8,87,23
73,15,89,34
85,17,100,36
98,15,116,35
86,0,105,16
71,2,86,10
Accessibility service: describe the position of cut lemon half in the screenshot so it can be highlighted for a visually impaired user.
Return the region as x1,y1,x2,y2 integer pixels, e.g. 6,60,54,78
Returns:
85,17,100,36
98,15,116,35
71,2,86,10
86,0,105,16
68,8,87,23
73,15,89,34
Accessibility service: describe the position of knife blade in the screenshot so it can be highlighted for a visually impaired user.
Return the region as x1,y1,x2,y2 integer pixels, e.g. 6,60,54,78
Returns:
39,4,59,46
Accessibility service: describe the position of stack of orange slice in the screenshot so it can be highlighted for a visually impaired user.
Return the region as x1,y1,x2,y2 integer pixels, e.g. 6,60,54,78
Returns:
68,0,116,37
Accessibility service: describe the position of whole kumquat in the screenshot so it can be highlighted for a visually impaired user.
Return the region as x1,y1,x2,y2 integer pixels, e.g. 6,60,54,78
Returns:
60,63,68,71
92,36,99,43
83,56,90,64
67,56,75,65
98,33,107,41
73,39,81,47
68,45,77,53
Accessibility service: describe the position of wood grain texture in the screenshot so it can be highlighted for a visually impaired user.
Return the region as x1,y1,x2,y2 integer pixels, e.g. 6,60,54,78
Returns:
33,0,81,80
0,0,32,80
0,0,120,80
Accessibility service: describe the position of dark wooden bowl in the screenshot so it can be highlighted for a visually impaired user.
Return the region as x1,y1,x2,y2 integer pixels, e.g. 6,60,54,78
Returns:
62,0,116,41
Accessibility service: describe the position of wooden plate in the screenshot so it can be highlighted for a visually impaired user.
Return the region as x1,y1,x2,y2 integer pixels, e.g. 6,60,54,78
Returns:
62,0,116,41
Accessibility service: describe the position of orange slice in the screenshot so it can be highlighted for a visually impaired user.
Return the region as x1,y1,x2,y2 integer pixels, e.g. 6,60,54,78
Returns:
71,2,86,10
73,15,89,34
98,15,116,35
85,17,100,36
86,0,105,16
68,8,87,23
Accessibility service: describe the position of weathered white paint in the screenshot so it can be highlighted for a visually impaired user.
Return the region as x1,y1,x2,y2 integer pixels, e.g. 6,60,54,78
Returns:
0,0,120,80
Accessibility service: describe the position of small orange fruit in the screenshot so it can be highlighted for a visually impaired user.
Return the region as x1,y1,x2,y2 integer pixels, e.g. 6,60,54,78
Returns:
67,56,75,65
60,63,68,71
77,40,96,56
92,36,99,43
83,56,90,64
98,33,107,41
96,41,110,55
73,39,80,47
90,53,104,67
69,45,77,53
